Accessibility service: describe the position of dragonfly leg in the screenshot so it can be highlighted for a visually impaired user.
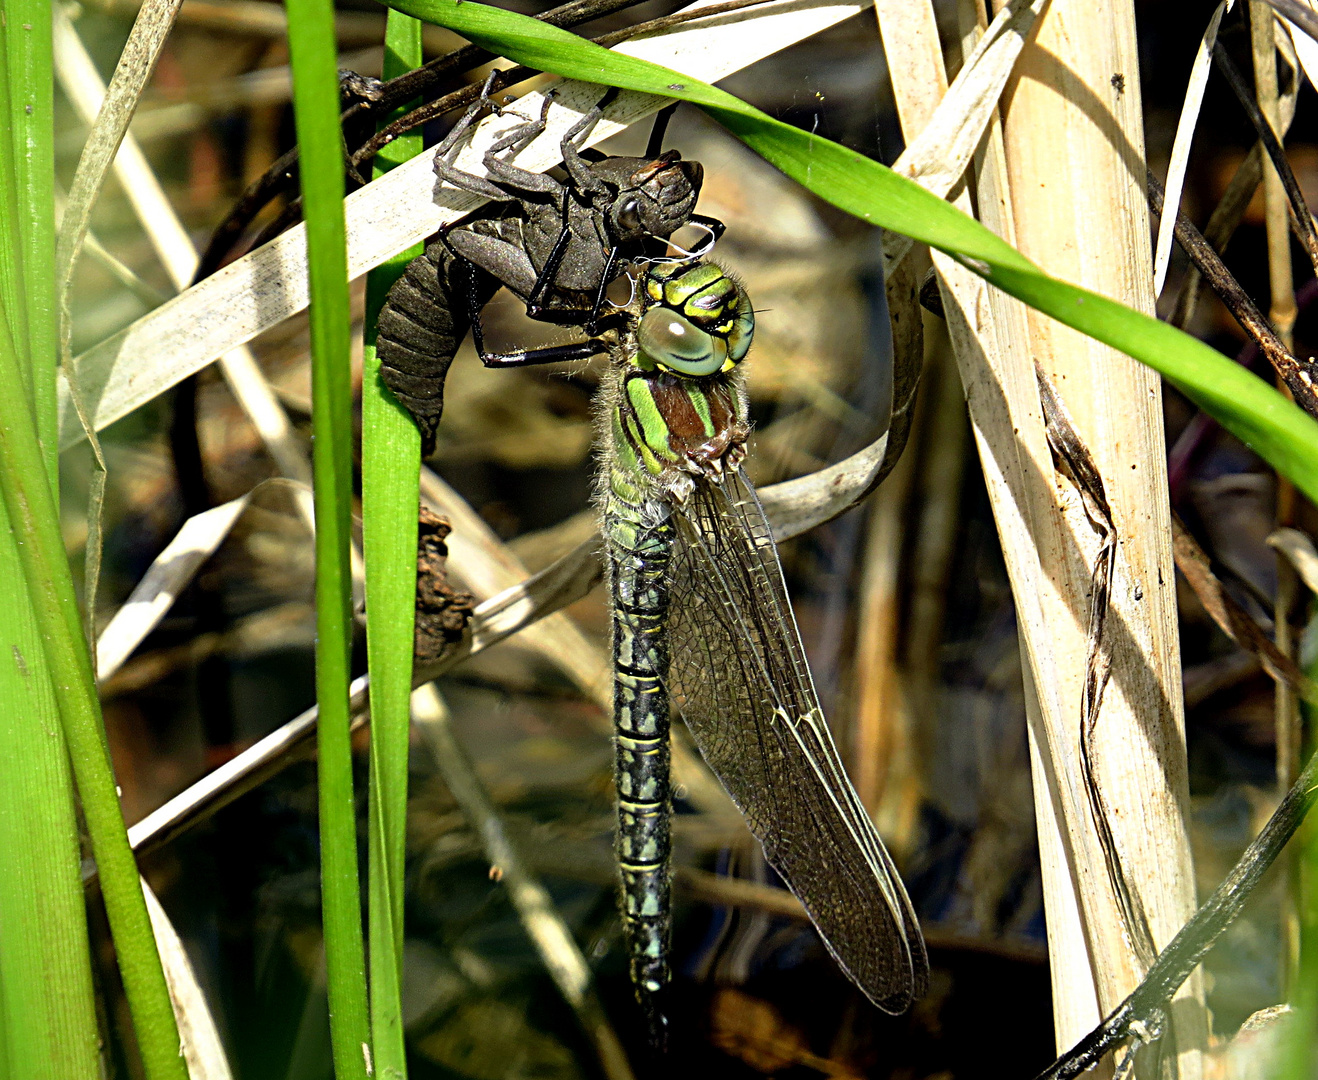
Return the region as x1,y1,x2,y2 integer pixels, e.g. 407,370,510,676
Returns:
645,102,679,159
480,93,564,197
478,339,611,368
583,245,621,334
523,190,577,316
560,88,619,200
441,227,615,369
432,72,522,202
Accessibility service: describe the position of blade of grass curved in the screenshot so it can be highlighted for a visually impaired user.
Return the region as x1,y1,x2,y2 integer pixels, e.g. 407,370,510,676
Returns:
362,10,424,1079
386,0,1318,504
52,0,179,662
284,1,371,1076
0,5,101,1075
1154,1,1227,294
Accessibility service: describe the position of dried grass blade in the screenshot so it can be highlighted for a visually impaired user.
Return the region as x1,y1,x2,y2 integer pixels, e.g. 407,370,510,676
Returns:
142,879,233,1080
1153,1,1229,295
411,685,635,1080
119,436,899,857
52,0,180,292
1269,526,1318,593
95,495,252,682
1277,0,1318,90
881,0,1044,273
1215,40,1318,279
53,8,314,502
419,468,611,707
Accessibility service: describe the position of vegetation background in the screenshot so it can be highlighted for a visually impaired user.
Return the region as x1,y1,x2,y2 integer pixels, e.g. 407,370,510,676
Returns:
6,0,1318,1076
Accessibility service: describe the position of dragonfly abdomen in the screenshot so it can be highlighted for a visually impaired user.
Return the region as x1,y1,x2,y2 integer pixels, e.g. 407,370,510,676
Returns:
375,241,498,456
605,497,675,1034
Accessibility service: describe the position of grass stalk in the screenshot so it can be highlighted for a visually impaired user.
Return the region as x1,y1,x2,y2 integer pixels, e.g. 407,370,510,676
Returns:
362,10,425,1077
0,285,185,1080
0,5,101,1075
1252,0,1305,991
283,1,371,1075
994,1,1207,1070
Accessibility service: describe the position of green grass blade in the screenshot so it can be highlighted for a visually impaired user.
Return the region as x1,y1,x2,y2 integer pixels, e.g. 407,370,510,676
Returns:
384,0,1318,505
0,6,102,1077
284,1,371,1076
362,10,425,1078
0,293,185,1080
7,0,57,472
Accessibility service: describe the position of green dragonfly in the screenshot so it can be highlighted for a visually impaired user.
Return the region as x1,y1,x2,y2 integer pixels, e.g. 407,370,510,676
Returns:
601,259,929,1041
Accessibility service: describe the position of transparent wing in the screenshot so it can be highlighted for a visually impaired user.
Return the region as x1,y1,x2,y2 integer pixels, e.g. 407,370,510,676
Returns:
666,467,929,1012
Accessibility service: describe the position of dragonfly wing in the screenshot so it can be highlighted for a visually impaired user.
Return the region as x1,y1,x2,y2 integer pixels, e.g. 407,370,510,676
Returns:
666,467,928,1013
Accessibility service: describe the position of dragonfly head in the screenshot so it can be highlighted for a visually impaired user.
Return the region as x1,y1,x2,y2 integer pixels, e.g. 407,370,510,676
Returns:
634,261,754,378
599,152,703,242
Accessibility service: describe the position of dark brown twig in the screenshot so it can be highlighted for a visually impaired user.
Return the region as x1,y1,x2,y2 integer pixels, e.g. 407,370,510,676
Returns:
1171,513,1315,698
198,0,783,279
1033,743,1318,1080
195,0,652,280
1214,41,1318,279
1168,145,1261,330
1146,169,1318,418
346,0,783,178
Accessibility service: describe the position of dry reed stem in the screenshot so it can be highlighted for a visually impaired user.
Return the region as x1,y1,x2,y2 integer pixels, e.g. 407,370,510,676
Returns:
878,0,1208,1069
993,0,1206,1072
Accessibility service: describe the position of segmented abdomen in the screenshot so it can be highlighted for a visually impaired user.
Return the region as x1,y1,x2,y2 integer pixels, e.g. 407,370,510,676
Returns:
375,240,497,455
605,493,674,1032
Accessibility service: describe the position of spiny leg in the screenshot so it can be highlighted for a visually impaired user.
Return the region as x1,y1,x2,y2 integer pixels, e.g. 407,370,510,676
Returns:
431,71,531,201
440,227,617,369
559,87,619,199
479,91,563,196
582,244,621,334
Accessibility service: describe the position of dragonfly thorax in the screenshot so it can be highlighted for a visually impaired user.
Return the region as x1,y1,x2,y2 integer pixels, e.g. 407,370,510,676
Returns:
606,260,754,501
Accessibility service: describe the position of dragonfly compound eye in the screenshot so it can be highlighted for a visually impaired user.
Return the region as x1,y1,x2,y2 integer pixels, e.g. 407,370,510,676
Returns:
638,307,728,377
726,294,755,364
614,196,644,237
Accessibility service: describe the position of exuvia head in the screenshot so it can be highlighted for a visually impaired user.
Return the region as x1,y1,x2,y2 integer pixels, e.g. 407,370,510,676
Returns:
635,261,754,378
599,152,704,242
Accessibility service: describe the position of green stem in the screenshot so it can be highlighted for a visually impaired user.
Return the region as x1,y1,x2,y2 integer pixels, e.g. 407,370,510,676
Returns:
363,12,425,1078
5,0,57,472
0,301,184,1080
0,5,102,1075
284,0,370,1075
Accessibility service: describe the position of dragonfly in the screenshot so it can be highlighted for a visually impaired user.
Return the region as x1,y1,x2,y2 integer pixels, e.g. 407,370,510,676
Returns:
376,84,723,455
598,258,929,1042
